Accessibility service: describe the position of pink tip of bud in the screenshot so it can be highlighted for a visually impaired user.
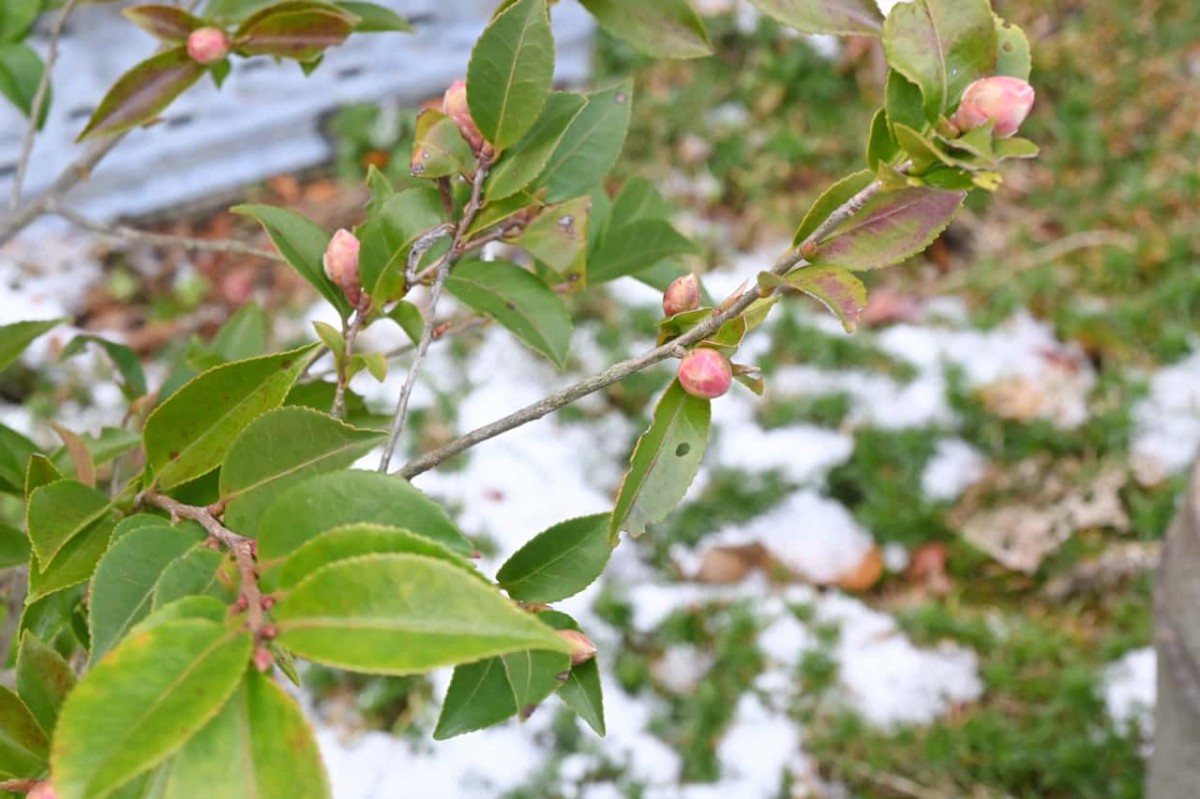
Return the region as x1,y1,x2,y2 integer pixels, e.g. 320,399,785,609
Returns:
186,27,231,65
662,273,702,317
323,229,362,305
950,76,1035,138
442,80,486,153
678,348,733,400
253,646,274,673
28,783,55,799
556,629,597,666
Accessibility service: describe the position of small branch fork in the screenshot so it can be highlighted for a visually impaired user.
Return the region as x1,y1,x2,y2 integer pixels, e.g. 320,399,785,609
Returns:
140,492,274,652
331,295,372,420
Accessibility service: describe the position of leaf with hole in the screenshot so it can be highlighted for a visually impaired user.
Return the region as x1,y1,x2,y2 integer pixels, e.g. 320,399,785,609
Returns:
514,196,590,283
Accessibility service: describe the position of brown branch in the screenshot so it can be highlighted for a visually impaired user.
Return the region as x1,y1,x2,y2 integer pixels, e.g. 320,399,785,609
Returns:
0,779,40,793
395,177,886,479
332,297,371,420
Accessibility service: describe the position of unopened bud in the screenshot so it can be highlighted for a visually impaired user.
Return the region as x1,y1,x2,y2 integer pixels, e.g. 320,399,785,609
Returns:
186,27,230,65
260,624,278,640
232,595,249,613
253,646,274,673
556,629,597,666
677,348,733,400
950,76,1035,138
323,229,362,305
260,594,276,610
442,80,486,153
28,783,55,799
662,273,701,317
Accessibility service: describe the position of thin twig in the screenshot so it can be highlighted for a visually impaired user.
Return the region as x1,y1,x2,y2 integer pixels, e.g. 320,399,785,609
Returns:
48,202,284,260
9,0,79,213
0,779,40,794
141,492,268,639
332,298,370,419
405,222,455,290
396,178,885,479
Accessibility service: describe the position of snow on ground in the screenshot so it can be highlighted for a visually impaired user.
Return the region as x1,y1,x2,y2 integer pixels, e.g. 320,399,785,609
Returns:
921,438,988,503
1104,647,1156,737
1132,350,1200,484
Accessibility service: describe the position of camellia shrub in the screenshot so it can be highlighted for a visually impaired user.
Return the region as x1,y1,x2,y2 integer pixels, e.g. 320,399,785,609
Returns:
0,0,1036,796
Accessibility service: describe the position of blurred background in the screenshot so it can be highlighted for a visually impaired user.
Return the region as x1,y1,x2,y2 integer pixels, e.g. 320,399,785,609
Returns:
2,0,1199,796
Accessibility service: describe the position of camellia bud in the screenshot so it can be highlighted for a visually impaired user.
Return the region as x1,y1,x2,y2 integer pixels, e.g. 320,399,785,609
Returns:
323,228,362,305
442,80,486,152
28,781,56,799
186,27,231,65
662,273,701,317
555,629,597,666
253,646,274,673
950,76,1035,138
677,348,733,400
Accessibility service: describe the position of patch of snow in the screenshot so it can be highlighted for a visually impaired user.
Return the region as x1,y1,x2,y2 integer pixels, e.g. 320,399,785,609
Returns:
714,423,854,487
653,645,716,695
770,364,956,430
1132,350,1200,482
921,438,988,502
1104,647,1156,736
882,543,910,573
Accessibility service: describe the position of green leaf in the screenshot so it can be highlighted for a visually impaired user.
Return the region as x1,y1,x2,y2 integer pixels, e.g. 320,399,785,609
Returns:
16,632,77,736
434,657,519,738
122,5,205,42
0,685,48,778
811,186,965,270
232,204,351,316
994,137,1040,160
466,0,555,150
588,220,698,283
540,611,604,735
211,303,270,363
78,46,206,141
26,480,111,566
410,109,473,179
0,0,40,43
257,469,472,559
0,43,49,126
445,259,572,368
486,92,588,201
502,648,571,719
0,318,64,374
606,176,671,226
61,334,147,399
882,0,997,119
537,81,633,203
233,0,355,61
497,514,612,603
885,68,927,137
89,524,204,664
143,345,318,491
152,546,231,610
0,522,30,569
27,510,119,604
516,197,590,285
23,454,61,500
358,187,446,304
466,189,543,238
994,15,1031,81
609,380,711,541
275,523,482,591
137,596,229,631
746,0,882,35
759,266,867,333
578,0,712,59
0,424,38,494
49,428,141,480
337,1,411,32
51,620,252,799
154,672,329,799
16,587,83,652
866,108,899,171
385,300,423,345
794,170,875,246
220,407,386,533
275,553,571,674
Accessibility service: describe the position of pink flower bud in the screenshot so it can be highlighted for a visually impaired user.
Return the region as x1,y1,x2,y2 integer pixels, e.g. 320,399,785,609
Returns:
253,646,274,673
323,229,362,305
28,782,56,799
950,76,1035,138
186,27,231,65
678,348,732,400
556,629,597,666
442,80,486,152
662,273,701,317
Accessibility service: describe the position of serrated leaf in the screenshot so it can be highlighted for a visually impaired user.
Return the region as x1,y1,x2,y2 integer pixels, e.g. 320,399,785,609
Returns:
994,15,1031,81
337,1,411,32
143,345,318,491
445,259,572,368
811,186,966,270
466,0,555,149
609,380,711,541
274,523,482,591
793,169,874,246
51,620,252,799
866,108,899,171
882,0,997,119
77,47,206,141
578,0,712,59
434,657,518,739
0,423,39,494
122,5,204,42
486,92,587,201
503,648,571,719
16,632,76,737
537,81,633,203
232,205,351,316
61,334,147,399
257,469,472,559
151,546,232,610
514,196,590,283
759,266,867,333
358,187,446,304
89,524,204,664
0,318,65,374
0,43,50,127
539,611,605,735
589,219,698,284
0,685,48,778
410,109,473,179
606,176,671,228
154,672,330,799
885,68,927,140
27,510,119,604
23,454,61,500
747,0,882,36
498,514,612,603
26,480,111,566
220,407,386,532
137,596,230,631
994,137,1040,160
233,1,355,61
275,554,571,674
